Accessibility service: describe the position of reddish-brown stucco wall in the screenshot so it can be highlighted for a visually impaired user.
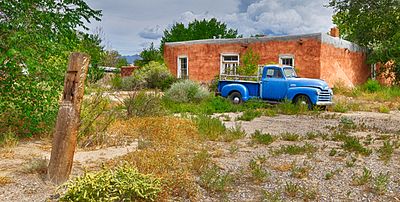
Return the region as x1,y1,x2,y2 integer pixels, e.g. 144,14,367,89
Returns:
320,43,369,87
164,38,322,82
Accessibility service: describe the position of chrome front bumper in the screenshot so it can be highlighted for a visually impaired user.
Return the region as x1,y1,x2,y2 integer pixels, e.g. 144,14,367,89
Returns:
316,101,334,106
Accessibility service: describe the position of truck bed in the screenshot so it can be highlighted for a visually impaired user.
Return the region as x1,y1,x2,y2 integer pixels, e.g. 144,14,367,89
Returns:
218,80,260,98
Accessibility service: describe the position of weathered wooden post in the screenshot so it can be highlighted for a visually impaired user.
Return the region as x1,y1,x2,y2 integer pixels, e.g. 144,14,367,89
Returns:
47,52,90,184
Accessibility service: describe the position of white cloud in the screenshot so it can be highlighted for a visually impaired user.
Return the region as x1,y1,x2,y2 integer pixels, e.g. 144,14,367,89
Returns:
138,25,163,40
85,0,333,55
227,0,334,36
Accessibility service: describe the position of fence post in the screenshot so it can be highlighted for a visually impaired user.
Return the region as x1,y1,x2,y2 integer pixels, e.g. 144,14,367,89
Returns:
47,52,90,184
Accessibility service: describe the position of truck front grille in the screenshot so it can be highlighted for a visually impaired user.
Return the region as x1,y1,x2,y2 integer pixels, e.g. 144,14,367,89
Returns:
318,90,332,102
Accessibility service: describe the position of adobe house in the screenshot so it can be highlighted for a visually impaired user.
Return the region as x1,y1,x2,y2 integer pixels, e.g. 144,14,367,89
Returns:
163,28,371,87
120,66,140,77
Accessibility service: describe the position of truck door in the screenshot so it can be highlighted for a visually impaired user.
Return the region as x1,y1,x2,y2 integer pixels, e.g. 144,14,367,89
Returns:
261,67,287,100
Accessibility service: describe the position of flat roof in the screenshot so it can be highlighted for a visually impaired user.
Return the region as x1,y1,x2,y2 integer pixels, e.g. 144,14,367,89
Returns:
165,33,366,52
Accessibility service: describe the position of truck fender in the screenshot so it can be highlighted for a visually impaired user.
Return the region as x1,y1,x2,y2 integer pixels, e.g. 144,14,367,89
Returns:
221,84,250,101
287,87,319,104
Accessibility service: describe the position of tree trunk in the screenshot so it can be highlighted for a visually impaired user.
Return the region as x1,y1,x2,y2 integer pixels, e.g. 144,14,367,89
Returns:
47,52,90,184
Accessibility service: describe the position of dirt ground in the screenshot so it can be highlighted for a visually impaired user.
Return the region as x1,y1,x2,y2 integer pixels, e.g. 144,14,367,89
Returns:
0,111,399,201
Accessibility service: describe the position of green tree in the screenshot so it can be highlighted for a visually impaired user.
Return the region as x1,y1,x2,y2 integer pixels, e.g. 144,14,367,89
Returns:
160,18,241,52
328,0,400,84
237,48,261,76
135,43,163,67
0,0,101,136
116,57,128,68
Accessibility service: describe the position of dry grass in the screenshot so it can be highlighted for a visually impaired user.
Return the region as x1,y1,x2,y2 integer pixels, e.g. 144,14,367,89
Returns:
21,157,48,178
107,116,201,200
0,176,13,186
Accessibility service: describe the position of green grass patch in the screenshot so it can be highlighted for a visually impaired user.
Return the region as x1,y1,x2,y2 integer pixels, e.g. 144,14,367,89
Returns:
342,137,372,156
251,130,274,145
199,165,233,193
275,143,318,155
195,115,226,141
60,164,162,201
280,132,300,141
237,110,262,121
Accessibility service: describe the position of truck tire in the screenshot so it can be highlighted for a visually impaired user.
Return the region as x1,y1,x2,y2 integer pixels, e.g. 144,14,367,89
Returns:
229,92,242,104
294,94,312,110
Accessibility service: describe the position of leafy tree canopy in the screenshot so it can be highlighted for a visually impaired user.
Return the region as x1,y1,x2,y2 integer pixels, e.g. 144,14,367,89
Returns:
0,0,102,136
135,43,163,67
160,18,241,52
328,0,400,84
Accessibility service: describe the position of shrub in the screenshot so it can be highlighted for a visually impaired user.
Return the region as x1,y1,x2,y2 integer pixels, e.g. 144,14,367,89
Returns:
237,110,262,121
378,140,395,163
123,91,165,117
87,66,105,84
199,165,233,193
249,155,269,183
121,75,146,91
280,132,300,141
276,100,307,115
275,143,318,155
140,61,175,90
79,91,116,148
164,80,210,103
115,62,175,91
195,115,226,141
110,74,123,89
0,128,18,148
251,130,274,145
192,150,211,173
333,101,349,113
371,172,390,195
342,137,372,156
60,164,162,201
362,79,381,93
223,124,246,142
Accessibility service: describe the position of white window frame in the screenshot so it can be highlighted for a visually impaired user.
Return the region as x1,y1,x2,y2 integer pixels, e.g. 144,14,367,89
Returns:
177,55,188,79
279,54,295,67
220,53,240,75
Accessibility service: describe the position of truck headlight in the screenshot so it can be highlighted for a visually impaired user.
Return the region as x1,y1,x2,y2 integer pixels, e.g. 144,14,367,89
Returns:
316,89,321,95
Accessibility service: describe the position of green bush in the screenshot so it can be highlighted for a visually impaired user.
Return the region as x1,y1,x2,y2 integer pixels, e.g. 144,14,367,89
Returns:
237,110,262,121
140,61,175,90
164,80,210,103
115,62,175,91
79,91,116,148
362,79,381,93
123,91,165,117
223,124,246,142
87,66,105,84
195,115,226,141
251,130,274,145
110,74,123,89
121,75,146,91
60,164,162,201
199,165,233,193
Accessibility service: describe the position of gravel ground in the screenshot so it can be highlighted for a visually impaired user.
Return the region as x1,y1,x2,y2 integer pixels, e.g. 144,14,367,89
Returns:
202,111,400,201
1,111,399,201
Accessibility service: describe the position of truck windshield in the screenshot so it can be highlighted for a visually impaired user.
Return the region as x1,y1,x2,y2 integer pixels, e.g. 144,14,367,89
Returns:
283,68,298,78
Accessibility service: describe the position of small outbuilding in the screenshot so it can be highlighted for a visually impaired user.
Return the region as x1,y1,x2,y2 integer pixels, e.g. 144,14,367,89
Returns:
163,28,371,87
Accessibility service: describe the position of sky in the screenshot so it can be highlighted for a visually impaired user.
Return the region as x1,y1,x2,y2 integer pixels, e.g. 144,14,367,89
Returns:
84,0,334,55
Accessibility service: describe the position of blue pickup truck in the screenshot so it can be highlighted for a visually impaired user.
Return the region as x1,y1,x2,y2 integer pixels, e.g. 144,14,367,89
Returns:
217,65,333,108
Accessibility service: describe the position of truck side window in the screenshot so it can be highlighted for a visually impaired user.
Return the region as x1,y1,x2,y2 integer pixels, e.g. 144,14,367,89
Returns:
273,69,283,78
266,69,274,78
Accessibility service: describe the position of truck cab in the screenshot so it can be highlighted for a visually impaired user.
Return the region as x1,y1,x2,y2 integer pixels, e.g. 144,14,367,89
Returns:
218,65,333,108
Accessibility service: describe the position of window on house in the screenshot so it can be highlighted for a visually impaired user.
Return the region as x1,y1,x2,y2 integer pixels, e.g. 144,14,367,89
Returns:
221,54,239,75
279,54,294,67
177,56,188,79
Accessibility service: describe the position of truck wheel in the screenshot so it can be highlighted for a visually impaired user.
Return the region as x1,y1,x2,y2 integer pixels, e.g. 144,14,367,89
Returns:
229,92,242,104
294,94,312,110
